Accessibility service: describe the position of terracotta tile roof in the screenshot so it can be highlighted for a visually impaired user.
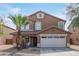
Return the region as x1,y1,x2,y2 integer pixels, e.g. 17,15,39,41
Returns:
10,31,39,36
3,25,16,31
21,31,38,35
11,25,71,36
37,25,71,34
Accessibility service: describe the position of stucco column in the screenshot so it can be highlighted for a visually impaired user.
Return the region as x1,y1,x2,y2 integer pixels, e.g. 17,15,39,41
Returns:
66,34,71,47
37,35,40,47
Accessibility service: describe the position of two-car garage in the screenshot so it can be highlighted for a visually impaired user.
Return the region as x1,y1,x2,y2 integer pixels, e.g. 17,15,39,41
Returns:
40,34,67,47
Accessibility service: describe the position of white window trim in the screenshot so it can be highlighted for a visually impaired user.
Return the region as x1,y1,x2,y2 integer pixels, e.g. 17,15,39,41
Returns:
40,34,67,36
35,21,42,30
58,21,65,29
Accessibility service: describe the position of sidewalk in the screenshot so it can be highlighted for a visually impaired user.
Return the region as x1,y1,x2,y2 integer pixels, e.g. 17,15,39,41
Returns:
0,45,13,51
0,45,21,56
69,45,79,51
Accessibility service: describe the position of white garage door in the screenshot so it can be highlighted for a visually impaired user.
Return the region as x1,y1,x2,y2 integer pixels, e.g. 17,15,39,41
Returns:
40,34,67,47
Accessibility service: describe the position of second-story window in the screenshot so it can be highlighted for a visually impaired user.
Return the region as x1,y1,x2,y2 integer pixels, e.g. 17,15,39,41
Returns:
58,21,65,29
35,21,42,31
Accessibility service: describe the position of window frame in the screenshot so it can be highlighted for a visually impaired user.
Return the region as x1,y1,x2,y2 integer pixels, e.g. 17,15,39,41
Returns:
35,21,42,31
58,21,65,29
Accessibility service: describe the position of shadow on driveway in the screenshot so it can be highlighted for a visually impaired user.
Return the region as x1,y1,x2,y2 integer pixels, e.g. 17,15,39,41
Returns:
0,47,40,56
0,47,20,56
14,48,40,56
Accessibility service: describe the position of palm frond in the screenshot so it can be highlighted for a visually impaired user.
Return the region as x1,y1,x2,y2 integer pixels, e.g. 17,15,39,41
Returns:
8,14,17,25
8,14,28,30
22,16,28,28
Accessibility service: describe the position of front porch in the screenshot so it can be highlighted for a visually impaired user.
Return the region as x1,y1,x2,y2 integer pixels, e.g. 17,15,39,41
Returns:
18,31,40,48
21,35,38,47
12,31,40,49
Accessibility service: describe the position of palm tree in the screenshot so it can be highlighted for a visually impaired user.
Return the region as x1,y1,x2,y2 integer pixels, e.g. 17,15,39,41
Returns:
8,14,28,49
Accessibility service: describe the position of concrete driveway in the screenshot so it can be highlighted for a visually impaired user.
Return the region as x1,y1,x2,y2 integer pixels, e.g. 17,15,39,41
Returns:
0,45,79,56
40,47,79,56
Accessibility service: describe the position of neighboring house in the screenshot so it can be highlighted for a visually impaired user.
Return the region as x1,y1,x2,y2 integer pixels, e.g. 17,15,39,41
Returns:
68,20,79,45
0,25,16,45
13,11,71,47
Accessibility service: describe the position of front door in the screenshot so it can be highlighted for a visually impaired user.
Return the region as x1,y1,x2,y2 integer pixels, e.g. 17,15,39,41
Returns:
31,37,37,47
70,39,73,44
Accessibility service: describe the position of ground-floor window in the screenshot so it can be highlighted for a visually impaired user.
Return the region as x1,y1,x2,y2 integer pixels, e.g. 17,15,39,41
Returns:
76,38,79,41
70,39,73,44
41,36,65,38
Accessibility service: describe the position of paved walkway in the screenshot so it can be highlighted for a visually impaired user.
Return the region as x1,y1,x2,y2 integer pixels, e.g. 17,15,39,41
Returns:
0,45,40,56
0,45,18,56
69,45,79,51
0,45,13,50
13,48,40,56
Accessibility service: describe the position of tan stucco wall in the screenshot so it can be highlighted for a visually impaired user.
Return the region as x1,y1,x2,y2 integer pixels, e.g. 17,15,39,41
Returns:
39,28,67,34
3,27,15,35
0,36,6,44
68,27,79,45
68,23,79,45
29,11,65,31
0,26,16,45
70,32,79,45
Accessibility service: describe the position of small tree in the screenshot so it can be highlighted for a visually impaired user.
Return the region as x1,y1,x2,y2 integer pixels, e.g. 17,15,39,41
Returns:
66,3,79,20
8,14,28,49
71,15,79,28
66,3,79,28
0,18,4,36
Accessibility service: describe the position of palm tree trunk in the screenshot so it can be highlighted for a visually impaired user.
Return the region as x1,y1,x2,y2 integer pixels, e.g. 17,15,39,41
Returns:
16,27,22,49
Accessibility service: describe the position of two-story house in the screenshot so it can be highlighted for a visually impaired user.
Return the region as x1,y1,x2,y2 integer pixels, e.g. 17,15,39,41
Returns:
68,20,79,45
13,11,71,47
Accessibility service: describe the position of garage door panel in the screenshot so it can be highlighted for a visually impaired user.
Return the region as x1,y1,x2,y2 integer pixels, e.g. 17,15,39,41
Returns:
40,34,66,47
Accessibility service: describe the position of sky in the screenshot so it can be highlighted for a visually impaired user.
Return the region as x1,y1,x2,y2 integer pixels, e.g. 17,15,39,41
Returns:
0,3,71,30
